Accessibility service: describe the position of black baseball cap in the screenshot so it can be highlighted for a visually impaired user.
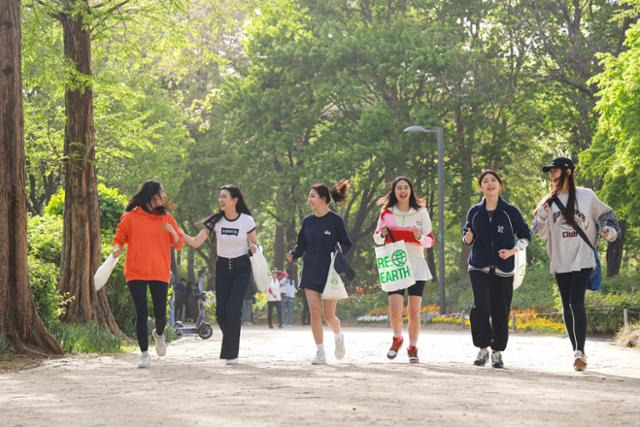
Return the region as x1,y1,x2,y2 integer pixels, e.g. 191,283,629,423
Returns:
542,157,575,173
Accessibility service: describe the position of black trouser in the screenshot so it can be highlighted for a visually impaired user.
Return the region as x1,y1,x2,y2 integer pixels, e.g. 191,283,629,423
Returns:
175,296,185,322
555,268,591,353
215,255,251,360
268,301,283,327
469,270,513,351
127,281,168,352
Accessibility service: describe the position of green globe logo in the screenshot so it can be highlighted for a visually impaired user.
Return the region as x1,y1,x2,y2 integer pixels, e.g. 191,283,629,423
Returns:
391,250,407,267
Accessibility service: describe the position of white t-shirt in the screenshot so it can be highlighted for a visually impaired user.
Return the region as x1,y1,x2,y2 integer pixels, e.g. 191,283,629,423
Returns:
210,213,256,258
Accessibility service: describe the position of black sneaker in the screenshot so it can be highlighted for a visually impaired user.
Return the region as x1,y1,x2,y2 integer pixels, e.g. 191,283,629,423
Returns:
474,348,489,366
491,351,504,368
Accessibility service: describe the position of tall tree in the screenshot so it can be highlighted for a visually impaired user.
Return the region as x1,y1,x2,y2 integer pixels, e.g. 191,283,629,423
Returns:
0,0,62,355
56,0,118,331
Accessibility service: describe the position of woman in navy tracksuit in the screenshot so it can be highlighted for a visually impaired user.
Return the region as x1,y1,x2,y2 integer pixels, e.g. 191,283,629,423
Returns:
462,170,531,368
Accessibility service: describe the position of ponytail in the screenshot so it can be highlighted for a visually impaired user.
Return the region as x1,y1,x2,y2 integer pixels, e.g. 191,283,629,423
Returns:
312,180,349,204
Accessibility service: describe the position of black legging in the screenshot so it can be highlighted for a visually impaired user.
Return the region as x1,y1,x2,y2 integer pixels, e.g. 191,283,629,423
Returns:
469,270,513,351
555,269,591,353
215,255,251,360
127,281,168,352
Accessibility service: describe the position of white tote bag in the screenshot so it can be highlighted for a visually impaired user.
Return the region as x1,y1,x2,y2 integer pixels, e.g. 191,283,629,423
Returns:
513,248,527,290
249,245,270,293
322,252,349,300
375,240,415,292
94,254,120,291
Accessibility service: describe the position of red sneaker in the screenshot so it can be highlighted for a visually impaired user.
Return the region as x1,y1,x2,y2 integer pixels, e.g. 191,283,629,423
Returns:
407,345,419,363
387,336,403,359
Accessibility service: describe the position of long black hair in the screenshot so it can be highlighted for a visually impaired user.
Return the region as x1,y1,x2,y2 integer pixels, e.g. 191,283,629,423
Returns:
203,184,252,229
311,180,349,204
537,168,578,226
125,180,173,215
376,176,424,211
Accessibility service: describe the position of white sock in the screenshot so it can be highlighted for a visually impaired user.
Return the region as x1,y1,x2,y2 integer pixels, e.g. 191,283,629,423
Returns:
317,344,325,352
141,351,149,356
334,332,343,341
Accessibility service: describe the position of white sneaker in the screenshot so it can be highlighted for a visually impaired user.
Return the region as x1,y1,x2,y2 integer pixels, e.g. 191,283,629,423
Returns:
137,352,151,368
334,333,345,360
311,349,327,365
225,358,239,365
152,329,166,357
573,350,587,372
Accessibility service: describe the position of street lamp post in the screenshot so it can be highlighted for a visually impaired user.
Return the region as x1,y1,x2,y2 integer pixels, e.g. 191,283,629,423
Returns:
404,125,446,315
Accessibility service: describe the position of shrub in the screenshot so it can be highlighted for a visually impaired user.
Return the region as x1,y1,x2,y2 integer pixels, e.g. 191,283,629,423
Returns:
27,214,63,266
28,255,66,329
584,292,640,334
44,184,127,231
511,268,557,311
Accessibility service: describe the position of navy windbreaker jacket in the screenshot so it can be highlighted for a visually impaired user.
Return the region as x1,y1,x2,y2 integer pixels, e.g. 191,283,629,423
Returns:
462,197,531,272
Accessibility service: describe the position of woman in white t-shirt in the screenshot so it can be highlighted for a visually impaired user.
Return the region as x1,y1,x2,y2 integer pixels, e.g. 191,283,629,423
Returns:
183,185,258,365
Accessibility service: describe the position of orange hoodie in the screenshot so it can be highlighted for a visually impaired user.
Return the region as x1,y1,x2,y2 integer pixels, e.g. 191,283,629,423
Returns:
113,207,184,283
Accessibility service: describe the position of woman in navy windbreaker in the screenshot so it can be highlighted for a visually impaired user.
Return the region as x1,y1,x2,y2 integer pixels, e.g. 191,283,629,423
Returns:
462,170,531,369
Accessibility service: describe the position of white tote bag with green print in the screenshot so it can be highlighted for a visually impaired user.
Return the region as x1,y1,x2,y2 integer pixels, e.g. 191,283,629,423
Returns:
322,252,349,300
375,240,415,292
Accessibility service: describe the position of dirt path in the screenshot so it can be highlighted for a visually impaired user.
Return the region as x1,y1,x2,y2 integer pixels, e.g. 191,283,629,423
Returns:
1,326,639,426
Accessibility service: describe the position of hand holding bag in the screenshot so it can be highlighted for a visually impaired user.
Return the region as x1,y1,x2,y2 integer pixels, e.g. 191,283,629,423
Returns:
94,253,120,291
333,243,355,282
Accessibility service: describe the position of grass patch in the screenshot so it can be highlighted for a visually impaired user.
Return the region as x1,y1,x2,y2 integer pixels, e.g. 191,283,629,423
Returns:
49,323,122,354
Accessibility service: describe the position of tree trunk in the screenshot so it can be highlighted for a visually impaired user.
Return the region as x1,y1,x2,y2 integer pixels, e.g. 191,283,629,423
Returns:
57,1,119,334
0,0,62,355
187,247,196,284
606,219,625,277
274,223,285,270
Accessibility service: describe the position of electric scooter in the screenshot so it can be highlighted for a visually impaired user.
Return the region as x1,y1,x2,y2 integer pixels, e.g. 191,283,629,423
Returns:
174,266,214,340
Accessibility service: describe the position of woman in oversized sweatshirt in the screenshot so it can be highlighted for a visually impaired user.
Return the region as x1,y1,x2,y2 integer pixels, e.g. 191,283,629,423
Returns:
113,180,184,368
373,177,435,363
532,157,619,372
462,170,531,369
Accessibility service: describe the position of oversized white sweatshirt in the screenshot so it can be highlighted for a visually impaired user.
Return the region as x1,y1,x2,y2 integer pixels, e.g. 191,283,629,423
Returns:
532,187,618,274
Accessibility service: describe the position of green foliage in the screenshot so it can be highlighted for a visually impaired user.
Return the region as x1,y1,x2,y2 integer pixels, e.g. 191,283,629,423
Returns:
27,255,66,329
44,184,127,231
582,9,640,260
27,214,63,265
511,269,558,311
584,292,640,334
49,323,122,353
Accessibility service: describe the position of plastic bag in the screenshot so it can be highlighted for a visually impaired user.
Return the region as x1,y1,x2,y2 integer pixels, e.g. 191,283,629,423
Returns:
513,248,527,290
322,252,349,300
94,254,120,291
249,245,270,293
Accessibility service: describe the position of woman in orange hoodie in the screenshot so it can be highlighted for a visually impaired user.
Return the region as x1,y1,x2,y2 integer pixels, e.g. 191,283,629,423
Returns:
113,180,184,368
